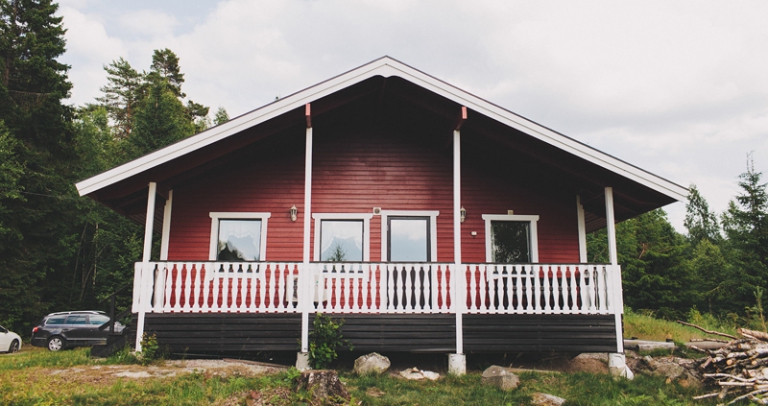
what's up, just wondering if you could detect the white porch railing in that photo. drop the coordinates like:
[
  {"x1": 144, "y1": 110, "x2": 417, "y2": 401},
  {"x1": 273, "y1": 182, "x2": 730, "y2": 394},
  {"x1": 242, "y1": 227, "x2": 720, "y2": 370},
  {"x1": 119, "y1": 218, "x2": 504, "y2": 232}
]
[{"x1": 133, "y1": 262, "x2": 619, "y2": 315}]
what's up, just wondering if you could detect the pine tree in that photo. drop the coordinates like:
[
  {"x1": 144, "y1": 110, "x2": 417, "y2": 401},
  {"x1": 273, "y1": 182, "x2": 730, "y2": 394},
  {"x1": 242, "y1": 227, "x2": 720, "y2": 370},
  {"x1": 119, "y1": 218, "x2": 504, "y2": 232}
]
[
  {"x1": 96, "y1": 57, "x2": 142, "y2": 139},
  {"x1": 684, "y1": 184, "x2": 720, "y2": 244}
]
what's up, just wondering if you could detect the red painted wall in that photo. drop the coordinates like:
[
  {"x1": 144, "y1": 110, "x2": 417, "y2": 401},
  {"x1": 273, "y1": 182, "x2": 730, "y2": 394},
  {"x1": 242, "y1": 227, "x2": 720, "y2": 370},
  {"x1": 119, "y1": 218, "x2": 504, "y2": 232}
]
[{"x1": 168, "y1": 128, "x2": 580, "y2": 263}]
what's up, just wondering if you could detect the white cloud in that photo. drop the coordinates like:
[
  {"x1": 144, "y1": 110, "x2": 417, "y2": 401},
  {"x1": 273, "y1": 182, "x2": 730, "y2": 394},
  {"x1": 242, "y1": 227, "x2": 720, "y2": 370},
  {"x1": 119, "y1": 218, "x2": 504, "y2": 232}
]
[
  {"x1": 56, "y1": 0, "x2": 768, "y2": 233},
  {"x1": 118, "y1": 10, "x2": 179, "y2": 38}
]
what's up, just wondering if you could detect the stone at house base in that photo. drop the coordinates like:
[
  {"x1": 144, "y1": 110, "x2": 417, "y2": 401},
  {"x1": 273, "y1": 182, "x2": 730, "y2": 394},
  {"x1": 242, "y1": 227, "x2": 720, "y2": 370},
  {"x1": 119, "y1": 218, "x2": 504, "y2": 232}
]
[
  {"x1": 297, "y1": 370, "x2": 350, "y2": 402},
  {"x1": 531, "y1": 392, "x2": 566, "y2": 406},
  {"x1": 354, "y1": 352, "x2": 390, "y2": 375},
  {"x1": 448, "y1": 353, "x2": 466, "y2": 376},
  {"x1": 481, "y1": 365, "x2": 520, "y2": 391},
  {"x1": 296, "y1": 352, "x2": 310, "y2": 371},
  {"x1": 399, "y1": 367, "x2": 440, "y2": 380}
]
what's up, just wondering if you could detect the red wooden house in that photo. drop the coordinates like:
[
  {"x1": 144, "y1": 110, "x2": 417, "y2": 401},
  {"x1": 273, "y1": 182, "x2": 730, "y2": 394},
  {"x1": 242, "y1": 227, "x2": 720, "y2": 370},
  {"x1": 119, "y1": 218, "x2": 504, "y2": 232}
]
[{"x1": 76, "y1": 57, "x2": 686, "y2": 374}]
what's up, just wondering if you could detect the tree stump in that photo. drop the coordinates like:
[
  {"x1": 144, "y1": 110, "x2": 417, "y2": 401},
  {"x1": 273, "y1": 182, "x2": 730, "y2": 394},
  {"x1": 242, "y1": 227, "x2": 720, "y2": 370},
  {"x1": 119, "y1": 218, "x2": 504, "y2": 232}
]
[{"x1": 297, "y1": 370, "x2": 350, "y2": 402}]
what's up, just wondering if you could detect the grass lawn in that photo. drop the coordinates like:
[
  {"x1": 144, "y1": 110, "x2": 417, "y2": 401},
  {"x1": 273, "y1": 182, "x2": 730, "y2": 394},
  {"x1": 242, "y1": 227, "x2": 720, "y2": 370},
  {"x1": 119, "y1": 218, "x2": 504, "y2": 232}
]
[{"x1": 1, "y1": 345, "x2": 721, "y2": 405}]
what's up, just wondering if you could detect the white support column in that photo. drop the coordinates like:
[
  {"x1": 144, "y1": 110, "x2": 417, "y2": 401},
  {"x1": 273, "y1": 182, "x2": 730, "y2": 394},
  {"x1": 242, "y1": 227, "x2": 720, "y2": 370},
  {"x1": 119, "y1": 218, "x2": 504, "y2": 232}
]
[
  {"x1": 298, "y1": 105, "x2": 313, "y2": 368},
  {"x1": 136, "y1": 182, "x2": 157, "y2": 352},
  {"x1": 450, "y1": 118, "x2": 466, "y2": 375},
  {"x1": 160, "y1": 190, "x2": 173, "y2": 260},
  {"x1": 576, "y1": 195, "x2": 587, "y2": 263},
  {"x1": 604, "y1": 187, "x2": 625, "y2": 355}
]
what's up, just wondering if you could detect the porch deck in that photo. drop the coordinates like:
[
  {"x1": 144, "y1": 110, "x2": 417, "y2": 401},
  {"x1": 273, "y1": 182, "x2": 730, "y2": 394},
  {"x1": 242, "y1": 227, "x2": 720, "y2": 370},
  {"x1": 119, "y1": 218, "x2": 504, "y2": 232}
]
[{"x1": 132, "y1": 261, "x2": 623, "y2": 355}]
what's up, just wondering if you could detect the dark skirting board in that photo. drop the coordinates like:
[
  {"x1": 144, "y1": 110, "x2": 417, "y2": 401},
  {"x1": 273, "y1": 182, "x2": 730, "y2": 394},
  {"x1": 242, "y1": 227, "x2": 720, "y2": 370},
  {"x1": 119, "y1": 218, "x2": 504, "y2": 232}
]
[{"x1": 129, "y1": 313, "x2": 617, "y2": 355}]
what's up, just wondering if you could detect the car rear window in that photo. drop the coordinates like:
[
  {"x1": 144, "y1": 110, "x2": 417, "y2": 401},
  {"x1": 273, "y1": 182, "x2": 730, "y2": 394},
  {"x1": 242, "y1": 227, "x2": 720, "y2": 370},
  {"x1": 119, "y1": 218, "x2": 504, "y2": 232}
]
[
  {"x1": 90, "y1": 315, "x2": 109, "y2": 325},
  {"x1": 66, "y1": 315, "x2": 87, "y2": 325},
  {"x1": 45, "y1": 316, "x2": 66, "y2": 325}
]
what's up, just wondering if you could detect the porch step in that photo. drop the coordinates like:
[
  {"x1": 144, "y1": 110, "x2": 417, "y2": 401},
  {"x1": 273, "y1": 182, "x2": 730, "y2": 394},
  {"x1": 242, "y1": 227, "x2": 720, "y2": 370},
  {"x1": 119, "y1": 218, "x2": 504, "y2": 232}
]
[{"x1": 91, "y1": 333, "x2": 128, "y2": 358}]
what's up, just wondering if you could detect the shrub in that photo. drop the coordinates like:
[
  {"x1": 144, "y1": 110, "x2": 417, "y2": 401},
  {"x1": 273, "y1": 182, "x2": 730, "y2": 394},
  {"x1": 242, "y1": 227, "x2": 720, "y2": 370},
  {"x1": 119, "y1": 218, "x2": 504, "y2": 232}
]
[{"x1": 308, "y1": 313, "x2": 352, "y2": 369}]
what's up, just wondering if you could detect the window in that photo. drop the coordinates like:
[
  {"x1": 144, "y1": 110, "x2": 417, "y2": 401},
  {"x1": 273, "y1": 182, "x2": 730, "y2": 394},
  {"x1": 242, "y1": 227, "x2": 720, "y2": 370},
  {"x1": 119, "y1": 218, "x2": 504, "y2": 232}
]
[
  {"x1": 482, "y1": 214, "x2": 539, "y2": 263},
  {"x1": 313, "y1": 213, "x2": 372, "y2": 261},
  {"x1": 209, "y1": 212, "x2": 271, "y2": 261},
  {"x1": 89, "y1": 315, "x2": 109, "y2": 325},
  {"x1": 66, "y1": 315, "x2": 87, "y2": 325},
  {"x1": 381, "y1": 211, "x2": 439, "y2": 262}
]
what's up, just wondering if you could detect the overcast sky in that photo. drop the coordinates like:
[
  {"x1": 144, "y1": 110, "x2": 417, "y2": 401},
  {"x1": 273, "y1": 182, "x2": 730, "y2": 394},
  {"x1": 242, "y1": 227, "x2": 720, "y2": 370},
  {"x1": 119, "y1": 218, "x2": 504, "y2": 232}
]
[{"x1": 56, "y1": 0, "x2": 768, "y2": 232}]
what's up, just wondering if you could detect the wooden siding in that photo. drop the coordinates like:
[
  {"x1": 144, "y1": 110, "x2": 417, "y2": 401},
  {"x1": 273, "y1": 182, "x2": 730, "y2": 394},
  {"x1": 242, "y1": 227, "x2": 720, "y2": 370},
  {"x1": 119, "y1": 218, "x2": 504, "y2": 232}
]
[
  {"x1": 168, "y1": 138, "x2": 306, "y2": 261},
  {"x1": 167, "y1": 123, "x2": 580, "y2": 263},
  {"x1": 131, "y1": 313, "x2": 303, "y2": 353},
  {"x1": 130, "y1": 313, "x2": 615, "y2": 354},
  {"x1": 311, "y1": 128, "x2": 454, "y2": 262},
  {"x1": 339, "y1": 314, "x2": 455, "y2": 352},
  {"x1": 463, "y1": 314, "x2": 617, "y2": 353}
]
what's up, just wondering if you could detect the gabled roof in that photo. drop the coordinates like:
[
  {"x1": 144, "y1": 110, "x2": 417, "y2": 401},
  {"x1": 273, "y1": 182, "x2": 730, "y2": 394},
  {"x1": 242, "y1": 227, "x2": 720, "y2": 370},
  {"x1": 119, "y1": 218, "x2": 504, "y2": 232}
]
[{"x1": 76, "y1": 56, "x2": 687, "y2": 229}]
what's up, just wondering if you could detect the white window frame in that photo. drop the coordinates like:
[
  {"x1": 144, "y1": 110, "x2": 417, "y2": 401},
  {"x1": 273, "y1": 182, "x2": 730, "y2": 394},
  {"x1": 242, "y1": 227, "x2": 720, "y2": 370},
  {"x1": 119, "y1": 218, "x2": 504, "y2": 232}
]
[
  {"x1": 380, "y1": 210, "x2": 439, "y2": 262},
  {"x1": 209, "y1": 212, "x2": 271, "y2": 261},
  {"x1": 312, "y1": 213, "x2": 373, "y2": 261},
  {"x1": 482, "y1": 214, "x2": 540, "y2": 263}
]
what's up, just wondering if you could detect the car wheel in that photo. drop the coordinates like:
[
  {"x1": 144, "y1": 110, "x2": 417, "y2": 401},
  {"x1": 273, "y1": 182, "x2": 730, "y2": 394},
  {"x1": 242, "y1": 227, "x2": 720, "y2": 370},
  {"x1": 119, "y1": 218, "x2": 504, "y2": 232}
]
[
  {"x1": 47, "y1": 336, "x2": 65, "y2": 351},
  {"x1": 9, "y1": 340, "x2": 19, "y2": 353}
]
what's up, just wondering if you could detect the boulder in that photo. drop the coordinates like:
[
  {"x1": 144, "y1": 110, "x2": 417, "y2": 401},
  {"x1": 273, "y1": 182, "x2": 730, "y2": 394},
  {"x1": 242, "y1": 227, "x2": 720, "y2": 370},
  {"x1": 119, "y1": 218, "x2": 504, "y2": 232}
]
[
  {"x1": 531, "y1": 392, "x2": 566, "y2": 406},
  {"x1": 354, "y1": 352, "x2": 391, "y2": 375},
  {"x1": 296, "y1": 370, "x2": 350, "y2": 402},
  {"x1": 481, "y1": 365, "x2": 520, "y2": 391},
  {"x1": 399, "y1": 367, "x2": 440, "y2": 380}
]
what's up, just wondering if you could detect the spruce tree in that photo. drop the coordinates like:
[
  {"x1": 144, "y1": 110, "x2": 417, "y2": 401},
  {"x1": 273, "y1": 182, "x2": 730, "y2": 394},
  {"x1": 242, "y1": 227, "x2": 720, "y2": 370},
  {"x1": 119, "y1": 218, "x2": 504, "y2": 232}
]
[{"x1": 0, "y1": 0, "x2": 76, "y2": 330}]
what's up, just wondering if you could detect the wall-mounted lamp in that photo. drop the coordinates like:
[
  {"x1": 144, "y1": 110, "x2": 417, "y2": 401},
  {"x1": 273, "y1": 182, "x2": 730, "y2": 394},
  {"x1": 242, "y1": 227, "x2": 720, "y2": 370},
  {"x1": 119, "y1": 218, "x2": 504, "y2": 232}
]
[
  {"x1": 460, "y1": 206, "x2": 467, "y2": 223},
  {"x1": 290, "y1": 205, "x2": 298, "y2": 222}
]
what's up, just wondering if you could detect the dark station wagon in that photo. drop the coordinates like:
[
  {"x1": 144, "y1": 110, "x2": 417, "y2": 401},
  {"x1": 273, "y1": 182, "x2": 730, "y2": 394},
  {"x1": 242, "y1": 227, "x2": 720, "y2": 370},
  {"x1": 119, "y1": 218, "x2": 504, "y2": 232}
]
[{"x1": 31, "y1": 311, "x2": 124, "y2": 351}]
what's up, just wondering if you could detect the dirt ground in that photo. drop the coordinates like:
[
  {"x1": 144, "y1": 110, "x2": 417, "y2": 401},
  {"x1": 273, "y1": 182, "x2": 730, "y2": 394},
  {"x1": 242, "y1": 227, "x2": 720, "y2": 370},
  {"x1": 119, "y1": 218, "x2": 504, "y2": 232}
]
[
  {"x1": 18, "y1": 358, "x2": 287, "y2": 387},
  {"x1": 5, "y1": 349, "x2": 609, "y2": 386}
]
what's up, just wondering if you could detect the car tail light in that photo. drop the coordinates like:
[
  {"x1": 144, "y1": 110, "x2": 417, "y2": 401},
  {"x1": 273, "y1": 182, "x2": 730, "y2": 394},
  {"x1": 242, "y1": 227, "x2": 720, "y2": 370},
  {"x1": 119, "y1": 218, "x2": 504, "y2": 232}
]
[{"x1": 32, "y1": 326, "x2": 39, "y2": 333}]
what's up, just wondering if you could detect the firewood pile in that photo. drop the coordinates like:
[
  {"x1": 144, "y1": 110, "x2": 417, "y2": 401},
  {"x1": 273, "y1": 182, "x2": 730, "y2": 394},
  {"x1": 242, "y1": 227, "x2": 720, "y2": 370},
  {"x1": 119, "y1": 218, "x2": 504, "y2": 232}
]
[{"x1": 692, "y1": 328, "x2": 768, "y2": 405}]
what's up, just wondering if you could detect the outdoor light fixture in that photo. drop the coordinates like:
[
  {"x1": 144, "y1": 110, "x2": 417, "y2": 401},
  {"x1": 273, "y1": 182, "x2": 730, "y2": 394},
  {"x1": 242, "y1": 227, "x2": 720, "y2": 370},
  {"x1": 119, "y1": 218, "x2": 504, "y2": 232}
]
[
  {"x1": 290, "y1": 205, "x2": 298, "y2": 222},
  {"x1": 460, "y1": 206, "x2": 466, "y2": 223}
]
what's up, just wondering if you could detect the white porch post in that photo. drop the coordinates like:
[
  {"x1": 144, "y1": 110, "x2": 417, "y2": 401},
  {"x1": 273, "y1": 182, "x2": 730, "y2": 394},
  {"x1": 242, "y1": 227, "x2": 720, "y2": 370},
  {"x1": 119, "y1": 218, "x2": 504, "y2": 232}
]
[
  {"x1": 449, "y1": 107, "x2": 467, "y2": 376},
  {"x1": 154, "y1": 190, "x2": 173, "y2": 312},
  {"x1": 297, "y1": 104, "x2": 313, "y2": 370},
  {"x1": 605, "y1": 187, "x2": 631, "y2": 378},
  {"x1": 136, "y1": 182, "x2": 157, "y2": 352},
  {"x1": 576, "y1": 195, "x2": 587, "y2": 263}
]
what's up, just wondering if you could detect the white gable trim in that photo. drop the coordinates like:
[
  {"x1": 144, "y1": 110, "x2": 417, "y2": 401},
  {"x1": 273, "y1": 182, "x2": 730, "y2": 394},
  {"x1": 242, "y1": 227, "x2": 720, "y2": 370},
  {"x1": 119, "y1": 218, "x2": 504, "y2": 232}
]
[{"x1": 76, "y1": 57, "x2": 687, "y2": 202}]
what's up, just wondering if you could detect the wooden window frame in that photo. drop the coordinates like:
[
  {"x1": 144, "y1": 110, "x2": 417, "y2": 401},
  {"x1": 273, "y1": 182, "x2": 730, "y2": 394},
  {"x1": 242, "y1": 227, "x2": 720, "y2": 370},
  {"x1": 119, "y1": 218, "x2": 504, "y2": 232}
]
[
  {"x1": 208, "y1": 212, "x2": 271, "y2": 261},
  {"x1": 482, "y1": 214, "x2": 540, "y2": 263},
  {"x1": 380, "y1": 210, "x2": 439, "y2": 262},
  {"x1": 312, "y1": 213, "x2": 373, "y2": 261}
]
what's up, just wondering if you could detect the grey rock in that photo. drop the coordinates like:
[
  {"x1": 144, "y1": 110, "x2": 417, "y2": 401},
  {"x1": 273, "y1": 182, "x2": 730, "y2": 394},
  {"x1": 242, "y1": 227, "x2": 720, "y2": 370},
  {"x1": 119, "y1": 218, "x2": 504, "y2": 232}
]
[
  {"x1": 354, "y1": 352, "x2": 391, "y2": 375},
  {"x1": 481, "y1": 365, "x2": 520, "y2": 391}
]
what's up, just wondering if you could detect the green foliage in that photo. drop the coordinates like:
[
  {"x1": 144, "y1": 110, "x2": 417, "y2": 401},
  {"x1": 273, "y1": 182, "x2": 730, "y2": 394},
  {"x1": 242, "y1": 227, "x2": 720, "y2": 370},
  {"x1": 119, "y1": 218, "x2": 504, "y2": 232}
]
[
  {"x1": 684, "y1": 184, "x2": 720, "y2": 244},
  {"x1": 137, "y1": 333, "x2": 161, "y2": 365},
  {"x1": 308, "y1": 313, "x2": 352, "y2": 369},
  {"x1": 589, "y1": 209, "x2": 692, "y2": 319}
]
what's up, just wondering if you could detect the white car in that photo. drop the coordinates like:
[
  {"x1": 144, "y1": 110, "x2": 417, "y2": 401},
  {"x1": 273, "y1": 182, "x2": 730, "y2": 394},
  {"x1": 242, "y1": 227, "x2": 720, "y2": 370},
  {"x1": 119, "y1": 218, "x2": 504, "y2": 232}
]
[{"x1": 0, "y1": 324, "x2": 22, "y2": 353}]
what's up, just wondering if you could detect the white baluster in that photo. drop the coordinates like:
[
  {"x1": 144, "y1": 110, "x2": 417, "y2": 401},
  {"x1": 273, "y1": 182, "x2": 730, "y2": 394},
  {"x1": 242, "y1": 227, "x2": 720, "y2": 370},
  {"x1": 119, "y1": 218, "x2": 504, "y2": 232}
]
[
  {"x1": 386, "y1": 265, "x2": 394, "y2": 312},
  {"x1": 524, "y1": 265, "x2": 533, "y2": 313},
  {"x1": 568, "y1": 265, "x2": 577, "y2": 314},
  {"x1": 514, "y1": 266, "x2": 523, "y2": 314},
  {"x1": 596, "y1": 266, "x2": 607, "y2": 312},
  {"x1": 352, "y1": 264, "x2": 361, "y2": 312}
]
